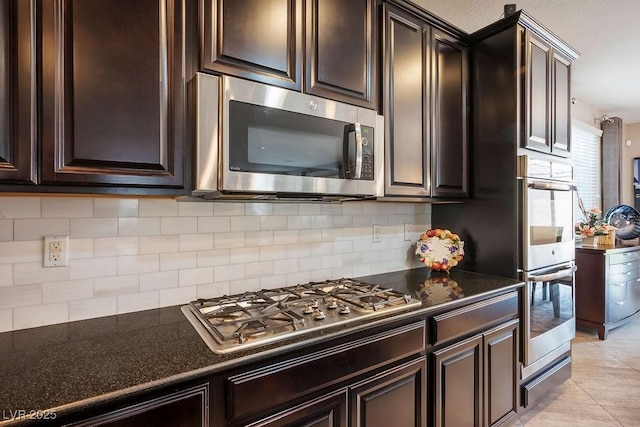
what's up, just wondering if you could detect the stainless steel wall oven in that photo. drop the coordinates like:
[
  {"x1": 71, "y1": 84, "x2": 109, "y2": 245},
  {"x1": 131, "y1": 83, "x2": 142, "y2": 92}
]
[{"x1": 518, "y1": 155, "x2": 576, "y2": 377}]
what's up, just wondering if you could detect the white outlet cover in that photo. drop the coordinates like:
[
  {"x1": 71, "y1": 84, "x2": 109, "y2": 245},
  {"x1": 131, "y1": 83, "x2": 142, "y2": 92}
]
[{"x1": 44, "y1": 235, "x2": 69, "y2": 268}]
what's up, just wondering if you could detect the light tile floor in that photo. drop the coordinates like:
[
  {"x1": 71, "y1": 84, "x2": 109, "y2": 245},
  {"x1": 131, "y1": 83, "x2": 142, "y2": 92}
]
[{"x1": 512, "y1": 317, "x2": 640, "y2": 426}]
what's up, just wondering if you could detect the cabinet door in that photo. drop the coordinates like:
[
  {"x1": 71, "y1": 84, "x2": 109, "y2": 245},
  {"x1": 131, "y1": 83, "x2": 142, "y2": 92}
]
[
  {"x1": 202, "y1": 0, "x2": 302, "y2": 90},
  {"x1": 246, "y1": 389, "x2": 347, "y2": 427},
  {"x1": 552, "y1": 52, "x2": 571, "y2": 156},
  {"x1": 0, "y1": 0, "x2": 36, "y2": 184},
  {"x1": 383, "y1": 5, "x2": 430, "y2": 197},
  {"x1": 433, "y1": 335, "x2": 482, "y2": 427},
  {"x1": 69, "y1": 383, "x2": 208, "y2": 427},
  {"x1": 484, "y1": 320, "x2": 519, "y2": 427},
  {"x1": 431, "y1": 30, "x2": 468, "y2": 198},
  {"x1": 523, "y1": 32, "x2": 551, "y2": 153},
  {"x1": 305, "y1": 0, "x2": 377, "y2": 109},
  {"x1": 40, "y1": 0, "x2": 195, "y2": 191},
  {"x1": 350, "y1": 357, "x2": 426, "y2": 427}
]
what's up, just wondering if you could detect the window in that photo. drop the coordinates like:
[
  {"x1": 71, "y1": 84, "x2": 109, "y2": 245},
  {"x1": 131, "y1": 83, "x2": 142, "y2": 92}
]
[{"x1": 572, "y1": 121, "x2": 603, "y2": 222}]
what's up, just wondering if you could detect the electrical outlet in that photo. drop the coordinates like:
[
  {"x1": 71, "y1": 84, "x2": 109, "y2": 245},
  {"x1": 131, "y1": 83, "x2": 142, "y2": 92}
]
[
  {"x1": 44, "y1": 235, "x2": 69, "y2": 267},
  {"x1": 372, "y1": 224, "x2": 382, "y2": 243}
]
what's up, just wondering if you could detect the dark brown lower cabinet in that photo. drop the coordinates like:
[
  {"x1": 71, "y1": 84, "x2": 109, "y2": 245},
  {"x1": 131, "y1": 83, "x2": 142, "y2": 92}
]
[
  {"x1": 350, "y1": 357, "x2": 426, "y2": 427},
  {"x1": 432, "y1": 311, "x2": 519, "y2": 427},
  {"x1": 248, "y1": 356, "x2": 427, "y2": 427},
  {"x1": 245, "y1": 389, "x2": 348, "y2": 427},
  {"x1": 67, "y1": 383, "x2": 209, "y2": 427}
]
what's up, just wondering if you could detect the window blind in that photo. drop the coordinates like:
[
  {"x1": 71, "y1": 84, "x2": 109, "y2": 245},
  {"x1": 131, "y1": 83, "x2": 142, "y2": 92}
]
[{"x1": 572, "y1": 122, "x2": 603, "y2": 223}]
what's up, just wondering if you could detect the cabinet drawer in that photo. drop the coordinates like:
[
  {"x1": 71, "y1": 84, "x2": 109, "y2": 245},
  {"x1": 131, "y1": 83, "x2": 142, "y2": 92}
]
[
  {"x1": 609, "y1": 250, "x2": 640, "y2": 265},
  {"x1": 227, "y1": 321, "x2": 426, "y2": 422},
  {"x1": 607, "y1": 281, "x2": 628, "y2": 302},
  {"x1": 607, "y1": 296, "x2": 635, "y2": 323},
  {"x1": 431, "y1": 292, "x2": 518, "y2": 347},
  {"x1": 609, "y1": 270, "x2": 638, "y2": 285},
  {"x1": 608, "y1": 260, "x2": 638, "y2": 275}
]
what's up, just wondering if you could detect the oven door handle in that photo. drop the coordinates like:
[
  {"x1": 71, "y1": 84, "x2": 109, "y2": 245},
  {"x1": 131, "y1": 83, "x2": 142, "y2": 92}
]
[
  {"x1": 528, "y1": 265, "x2": 577, "y2": 282},
  {"x1": 528, "y1": 181, "x2": 574, "y2": 191}
]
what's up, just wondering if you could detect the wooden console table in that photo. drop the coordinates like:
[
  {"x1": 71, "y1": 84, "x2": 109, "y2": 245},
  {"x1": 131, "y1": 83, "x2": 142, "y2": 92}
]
[{"x1": 575, "y1": 244, "x2": 640, "y2": 340}]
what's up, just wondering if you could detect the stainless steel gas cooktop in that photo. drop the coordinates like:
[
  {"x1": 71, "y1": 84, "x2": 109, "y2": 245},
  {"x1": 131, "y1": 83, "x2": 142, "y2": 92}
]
[{"x1": 182, "y1": 278, "x2": 422, "y2": 354}]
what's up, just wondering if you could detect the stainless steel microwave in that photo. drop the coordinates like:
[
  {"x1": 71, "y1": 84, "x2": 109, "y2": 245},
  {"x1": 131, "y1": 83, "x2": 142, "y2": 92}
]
[{"x1": 193, "y1": 73, "x2": 384, "y2": 200}]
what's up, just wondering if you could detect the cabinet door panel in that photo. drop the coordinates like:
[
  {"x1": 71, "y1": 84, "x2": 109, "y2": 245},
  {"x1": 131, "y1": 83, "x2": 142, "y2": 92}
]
[
  {"x1": 383, "y1": 6, "x2": 430, "y2": 197},
  {"x1": 0, "y1": 0, "x2": 36, "y2": 184},
  {"x1": 431, "y1": 30, "x2": 468, "y2": 198},
  {"x1": 524, "y1": 33, "x2": 551, "y2": 152},
  {"x1": 484, "y1": 320, "x2": 518, "y2": 427},
  {"x1": 202, "y1": 0, "x2": 302, "y2": 90},
  {"x1": 40, "y1": 0, "x2": 193, "y2": 189},
  {"x1": 247, "y1": 389, "x2": 347, "y2": 427},
  {"x1": 305, "y1": 0, "x2": 376, "y2": 109},
  {"x1": 69, "y1": 383, "x2": 208, "y2": 427},
  {"x1": 433, "y1": 335, "x2": 482, "y2": 427},
  {"x1": 350, "y1": 357, "x2": 426, "y2": 427},
  {"x1": 552, "y1": 52, "x2": 571, "y2": 156}
]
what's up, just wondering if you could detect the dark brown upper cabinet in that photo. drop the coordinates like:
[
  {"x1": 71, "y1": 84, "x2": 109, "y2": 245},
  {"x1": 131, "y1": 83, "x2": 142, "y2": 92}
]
[
  {"x1": 431, "y1": 30, "x2": 468, "y2": 198},
  {"x1": 38, "y1": 0, "x2": 196, "y2": 192},
  {"x1": 304, "y1": 0, "x2": 377, "y2": 109},
  {"x1": 520, "y1": 18, "x2": 576, "y2": 157},
  {"x1": 202, "y1": 0, "x2": 377, "y2": 109},
  {"x1": 471, "y1": 11, "x2": 578, "y2": 163},
  {"x1": 0, "y1": 0, "x2": 37, "y2": 185},
  {"x1": 383, "y1": 4, "x2": 468, "y2": 199},
  {"x1": 552, "y1": 51, "x2": 572, "y2": 155}
]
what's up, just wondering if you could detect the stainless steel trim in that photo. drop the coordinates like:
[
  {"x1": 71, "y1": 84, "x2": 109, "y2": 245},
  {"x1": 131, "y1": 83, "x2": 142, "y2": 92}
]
[
  {"x1": 521, "y1": 342, "x2": 571, "y2": 380},
  {"x1": 354, "y1": 122, "x2": 363, "y2": 179},
  {"x1": 194, "y1": 73, "x2": 220, "y2": 194},
  {"x1": 528, "y1": 181, "x2": 574, "y2": 191},
  {"x1": 528, "y1": 265, "x2": 577, "y2": 282},
  {"x1": 522, "y1": 263, "x2": 576, "y2": 366}
]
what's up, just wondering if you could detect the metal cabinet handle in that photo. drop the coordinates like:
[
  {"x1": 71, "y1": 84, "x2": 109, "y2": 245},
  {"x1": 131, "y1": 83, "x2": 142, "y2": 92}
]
[
  {"x1": 614, "y1": 301, "x2": 625, "y2": 306},
  {"x1": 611, "y1": 283, "x2": 625, "y2": 287}
]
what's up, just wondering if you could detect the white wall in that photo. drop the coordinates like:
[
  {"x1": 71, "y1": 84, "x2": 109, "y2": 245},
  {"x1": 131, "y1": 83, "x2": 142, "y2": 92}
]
[
  {"x1": 620, "y1": 122, "x2": 640, "y2": 206},
  {"x1": 0, "y1": 196, "x2": 431, "y2": 332}
]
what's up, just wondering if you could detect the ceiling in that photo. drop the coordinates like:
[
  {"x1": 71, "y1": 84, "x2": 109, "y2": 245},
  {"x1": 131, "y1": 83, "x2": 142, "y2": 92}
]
[{"x1": 415, "y1": 0, "x2": 640, "y2": 124}]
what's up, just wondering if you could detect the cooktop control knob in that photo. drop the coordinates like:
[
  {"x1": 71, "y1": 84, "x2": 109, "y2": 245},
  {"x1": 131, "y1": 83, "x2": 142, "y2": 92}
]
[
  {"x1": 303, "y1": 303, "x2": 315, "y2": 314},
  {"x1": 313, "y1": 309, "x2": 326, "y2": 320},
  {"x1": 326, "y1": 298, "x2": 338, "y2": 309},
  {"x1": 339, "y1": 304, "x2": 351, "y2": 315}
]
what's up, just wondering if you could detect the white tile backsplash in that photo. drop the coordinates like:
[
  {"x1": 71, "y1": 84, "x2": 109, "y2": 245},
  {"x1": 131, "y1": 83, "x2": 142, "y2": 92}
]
[
  {"x1": 0, "y1": 309, "x2": 12, "y2": 332},
  {"x1": 0, "y1": 265, "x2": 12, "y2": 287},
  {"x1": 71, "y1": 218, "x2": 118, "y2": 238},
  {"x1": 94, "y1": 237, "x2": 139, "y2": 257},
  {"x1": 0, "y1": 197, "x2": 41, "y2": 218},
  {"x1": 42, "y1": 279, "x2": 94, "y2": 304},
  {"x1": 94, "y1": 198, "x2": 138, "y2": 218},
  {"x1": 0, "y1": 197, "x2": 430, "y2": 332},
  {"x1": 0, "y1": 219, "x2": 13, "y2": 242},
  {"x1": 13, "y1": 302, "x2": 68, "y2": 329},
  {"x1": 179, "y1": 267, "x2": 214, "y2": 287},
  {"x1": 140, "y1": 235, "x2": 180, "y2": 254},
  {"x1": 14, "y1": 219, "x2": 70, "y2": 241},
  {"x1": 14, "y1": 262, "x2": 69, "y2": 286}
]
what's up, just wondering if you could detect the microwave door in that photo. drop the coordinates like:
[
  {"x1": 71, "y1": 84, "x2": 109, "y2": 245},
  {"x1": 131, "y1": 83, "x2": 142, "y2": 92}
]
[{"x1": 343, "y1": 123, "x2": 363, "y2": 179}]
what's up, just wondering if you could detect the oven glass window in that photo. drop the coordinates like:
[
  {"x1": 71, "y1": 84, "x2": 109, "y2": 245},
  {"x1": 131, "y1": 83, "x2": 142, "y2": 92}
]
[
  {"x1": 528, "y1": 186, "x2": 574, "y2": 245},
  {"x1": 229, "y1": 100, "x2": 349, "y2": 178},
  {"x1": 529, "y1": 271, "x2": 574, "y2": 338}
]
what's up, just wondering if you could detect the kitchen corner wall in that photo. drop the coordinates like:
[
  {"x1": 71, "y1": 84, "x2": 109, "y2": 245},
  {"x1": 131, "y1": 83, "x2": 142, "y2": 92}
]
[{"x1": 0, "y1": 196, "x2": 431, "y2": 332}]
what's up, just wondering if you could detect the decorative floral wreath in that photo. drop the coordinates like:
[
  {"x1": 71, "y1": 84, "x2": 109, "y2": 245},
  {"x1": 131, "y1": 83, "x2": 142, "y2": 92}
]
[{"x1": 415, "y1": 228, "x2": 464, "y2": 271}]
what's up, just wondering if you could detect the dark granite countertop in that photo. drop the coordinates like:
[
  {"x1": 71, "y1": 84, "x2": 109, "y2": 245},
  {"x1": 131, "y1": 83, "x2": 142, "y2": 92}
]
[{"x1": 0, "y1": 268, "x2": 523, "y2": 426}]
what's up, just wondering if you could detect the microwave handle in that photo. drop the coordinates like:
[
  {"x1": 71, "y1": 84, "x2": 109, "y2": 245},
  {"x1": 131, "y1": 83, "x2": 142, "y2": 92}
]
[
  {"x1": 343, "y1": 122, "x2": 363, "y2": 179},
  {"x1": 528, "y1": 265, "x2": 577, "y2": 282}
]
